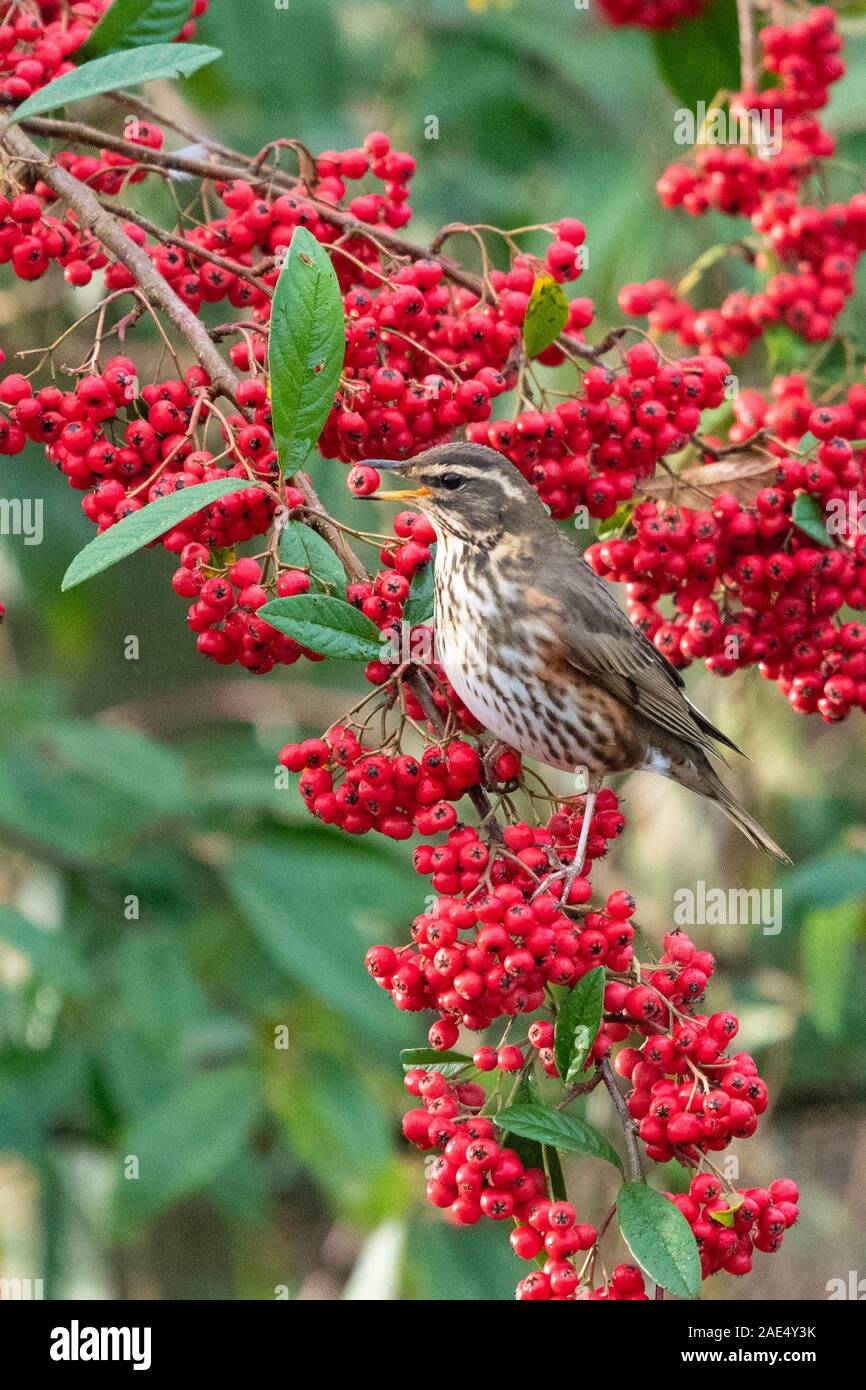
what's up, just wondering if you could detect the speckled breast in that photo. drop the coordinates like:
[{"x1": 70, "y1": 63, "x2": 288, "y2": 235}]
[{"x1": 433, "y1": 541, "x2": 639, "y2": 775}]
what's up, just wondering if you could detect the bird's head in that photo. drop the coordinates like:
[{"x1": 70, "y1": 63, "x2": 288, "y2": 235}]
[{"x1": 367, "y1": 443, "x2": 545, "y2": 547}]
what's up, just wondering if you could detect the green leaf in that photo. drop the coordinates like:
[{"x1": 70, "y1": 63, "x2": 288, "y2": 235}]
[
  {"x1": 113, "y1": 1067, "x2": 261, "y2": 1238},
  {"x1": 709, "y1": 1195, "x2": 743, "y2": 1228},
  {"x1": 82, "y1": 0, "x2": 196, "y2": 57},
  {"x1": 802, "y1": 903, "x2": 862, "y2": 1038},
  {"x1": 596, "y1": 502, "x2": 634, "y2": 540},
  {"x1": 277, "y1": 519, "x2": 347, "y2": 594},
  {"x1": 0, "y1": 1046, "x2": 87, "y2": 1158},
  {"x1": 616, "y1": 1181, "x2": 702, "y2": 1300},
  {"x1": 257, "y1": 593, "x2": 384, "y2": 661},
  {"x1": 103, "y1": 929, "x2": 212, "y2": 1044},
  {"x1": 402, "y1": 555, "x2": 435, "y2": 626},
  {"x1": 33, "y1": 719, "x2": 187, "y2": 814},
  {"x1": 792, "y1": 492, "x2": 833, "y2": 548},
  {"x1": 11, "y1": 42, "x2": 222, "y2": 123},
  {"x1": 783, "y1": 852, "x2": 866, "y2": 918},
  {"x1": 221, "y1": 835, "x2": 418, "y2": 1046},
  {"x1": 268, "y1": 225, "x2": 345, "y2": 474},
  {"x1": 400, "y1": 1049, "x2": 473, "y2": 1073},
  {"x1": 554, "y1": 966, "x2": 604, "y2": 1085},
  {"x1": 523, "y1": 274, "x2": 569, "y2": 359},
  {"x1": 61, "y1": 478, "x2": 256, "y2": 590},
  {"x1": 651, "y1": 0, "x2": 740, "y2": 109},
  {"x1": 271, "y1": 1054, "x2": 398, "y2": 1221},
  {"x1": 494, "y1": 1103, "x2": 622, "y2": 1171},
  {"x1": 0, "y1": 720, "x2": 185, "y2": 866},
  {"x1": 765, "y1": 325, "x2": 810, "y2": 376},
  {"x1": 505, "y1": 1071, "x2": 544, "y2": 1173},
  {"x1": 0, "y1": 908, "x2": 91, "y2": 995},
  {"x1": 207, "y1": 1151, "x2": 269, "y2": 1225}
]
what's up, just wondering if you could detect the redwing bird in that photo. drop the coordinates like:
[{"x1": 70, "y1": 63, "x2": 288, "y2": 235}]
[{"x1": 370, "y1": 442, "x2": 788, "y2": 883}]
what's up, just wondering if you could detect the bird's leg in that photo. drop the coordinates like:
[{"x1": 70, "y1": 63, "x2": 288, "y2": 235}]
[
  {"x1": 532, "y1": 770, "x2": 603, "y2": 903},
  {"x1": 558, "y1": 787, "x2": 597, "y2": 901}
]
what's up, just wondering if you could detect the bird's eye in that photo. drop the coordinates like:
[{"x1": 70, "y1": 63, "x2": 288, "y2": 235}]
[{"x1": 439, "y1": 472, "x2": 465, "y2": 491}]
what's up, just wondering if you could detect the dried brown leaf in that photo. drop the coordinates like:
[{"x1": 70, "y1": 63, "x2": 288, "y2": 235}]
[{"x1": 641, "y1": 453, "x2": 776, "y2": 507}]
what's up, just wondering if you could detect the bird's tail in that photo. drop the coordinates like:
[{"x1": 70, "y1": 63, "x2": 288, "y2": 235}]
[
  {"x1": 710, "y1": 776, "x2": 790, "y2": 864},
  {"x1": 672, "y1": 758, "x2": 791, "y2": 863}
]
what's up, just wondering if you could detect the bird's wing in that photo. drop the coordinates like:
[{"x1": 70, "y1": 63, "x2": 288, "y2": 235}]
[{"x1": 545, "y1": 546, "x2": 741, "y2": 758}]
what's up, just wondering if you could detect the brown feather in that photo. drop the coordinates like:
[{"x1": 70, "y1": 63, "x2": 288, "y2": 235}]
[{"x1": 538, "y1": 528, "x2": 740, "y2": 759}]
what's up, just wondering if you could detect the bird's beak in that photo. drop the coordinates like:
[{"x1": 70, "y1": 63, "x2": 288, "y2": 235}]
[
  {"x1": 373, "y1": 486, "x2": 431, "y2": 501},
  {"x1": 363, "y1": 458, "x2": 430, "y2": 502}
]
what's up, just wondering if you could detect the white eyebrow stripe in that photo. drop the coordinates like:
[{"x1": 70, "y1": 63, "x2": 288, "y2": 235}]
[{"x1": 419, "y1": 465, "x2": 525, "y2": 503}]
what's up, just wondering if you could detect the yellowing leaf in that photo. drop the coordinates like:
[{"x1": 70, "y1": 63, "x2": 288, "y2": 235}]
[{"x1": 523, "y1": 275, "x2": 569, "y2": 359}]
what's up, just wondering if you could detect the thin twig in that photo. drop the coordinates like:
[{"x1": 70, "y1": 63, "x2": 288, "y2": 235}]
[
  {"x1": 736, "y1": 0, "x2": 757, "y2": 91},
  {"x1": 405, "y1": 668, "x2": 504, "y2": 843},
  {"x1": 96, "y1": 197, "x2": 273, "y2": 295}
]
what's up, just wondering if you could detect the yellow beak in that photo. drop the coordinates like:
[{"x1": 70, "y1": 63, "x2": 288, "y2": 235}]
[{"x1": 371, "y1": 486, "x2": 432, "y2": 501}]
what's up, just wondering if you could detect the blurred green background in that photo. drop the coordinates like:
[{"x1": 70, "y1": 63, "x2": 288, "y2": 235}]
[{"x1": 1, "y1": 0, "x2": 866, "y2": 1300}]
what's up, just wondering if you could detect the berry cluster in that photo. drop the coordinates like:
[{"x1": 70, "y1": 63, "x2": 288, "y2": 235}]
[
  {"x1": 0, "y1": 187, "x2": 110, "y2": 287},
  {"x1": 322, "y1": 233, "x2": 584, "y2": 480},
  {"x1": 620, "y1": 10, "x2": 861, "y2": 354},
  {"x1": 365, "y1": 795, "x2": 627, "y2": 1038},
  {"x1": 174, "y1": 552, "x2": 313, "y2": 674},
  {"x1": 614, "y1": 934, "x2": 769, "y2": 1163},
  {"x1": 658, "y1": 10, "x2": 842, "y2": 221},
  {"x1": 403, "y1": 1068, "x2": 548, "y2": 1224},
  {"x1": 0, "y1": 358, "x2": 276, "y2": 517},
  {"x1": 377, "y1": 818, "x2": 795, "y2": 1295},
  {"x1": 598, "y1": 0, "x2": 705, "y2": 30},
  {"x1": 467, "y1": 344, "x2": 731, "y2": 521},
  {"x1": 403, "y1": 1064, "x2": 612, "y2": 1302},
  {"x1": 587, "y1": 381, "x2": 866, "y2": 717},
  {"x1": 670, "y1": 1173, "x2": 800, "y2": 1279},
  {"x1": 280, "y1": 735, "x2": 487, "y2": 840}
]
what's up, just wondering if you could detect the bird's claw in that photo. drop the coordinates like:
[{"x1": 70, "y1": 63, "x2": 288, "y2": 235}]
[
  {"x1": 531, "y1": 868, "x2": 567, "y2": 902},
  {"x1": 482, "y1": 739, "x2": 520, "y2": 791}
]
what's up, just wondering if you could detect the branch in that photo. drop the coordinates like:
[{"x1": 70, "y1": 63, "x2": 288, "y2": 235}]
[
  {"x1": 2, "y1": 123, "x2": 242, "y2": 403},
  {"x1": 6, "y1": 111, "x2": 603, "y2": 364},
  {"x1": 555, "y1": 1067, "x2": 604, "y2": 1109},
  {"x1": 108, "y1": 88, "x2": 242, "y2": 165},
  {"x1": 601, "y1": 1057, "x2": 644, "y2": 1183}
]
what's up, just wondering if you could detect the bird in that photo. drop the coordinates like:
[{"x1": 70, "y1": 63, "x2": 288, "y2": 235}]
[{"x1": 368, "y1": 441, "x2": 789, "y2": 883}]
